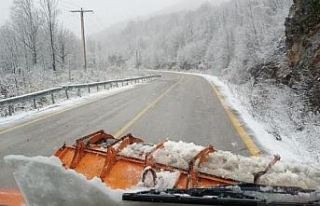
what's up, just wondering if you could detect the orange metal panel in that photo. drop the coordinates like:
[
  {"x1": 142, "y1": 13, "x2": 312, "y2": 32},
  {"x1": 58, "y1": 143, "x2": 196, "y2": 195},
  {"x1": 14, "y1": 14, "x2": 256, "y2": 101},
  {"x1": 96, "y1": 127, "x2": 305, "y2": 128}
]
[
  {"x1": 55, "y1": 146, "x2": 76, "y2": 166},
  {"x1": 174, "y1": 173, "x2": 189, "y2": 189},
  {"x1": 0, "y1": 189, "x2": 25, "y2": 206},
  {"x1": 72, "y1": 152, "x2": 106, "y2": 179},
  {"x1": 103, "y1": 160, "x2": 144, "y2": 189}
]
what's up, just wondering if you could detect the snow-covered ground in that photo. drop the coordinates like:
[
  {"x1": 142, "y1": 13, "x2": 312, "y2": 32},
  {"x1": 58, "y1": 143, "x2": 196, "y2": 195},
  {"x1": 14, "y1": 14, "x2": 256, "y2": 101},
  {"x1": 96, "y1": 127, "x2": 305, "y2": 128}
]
[
  {"x1": 201, "y1": 74, "x2": 313, "y2": 162},
  {"x1": 201, "y1": 74, "x2": 320, "y2": 164}
]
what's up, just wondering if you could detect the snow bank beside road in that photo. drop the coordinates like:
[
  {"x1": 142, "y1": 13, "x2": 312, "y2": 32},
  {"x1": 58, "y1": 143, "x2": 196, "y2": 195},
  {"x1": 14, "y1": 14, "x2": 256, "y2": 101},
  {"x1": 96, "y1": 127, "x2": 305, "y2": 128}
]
[
  {"x1": 201, "y1": 75, "x2": 304, "y2": 161},
  {"x1": 188, "y1": 72, "x2": 316, "y2": 163}
]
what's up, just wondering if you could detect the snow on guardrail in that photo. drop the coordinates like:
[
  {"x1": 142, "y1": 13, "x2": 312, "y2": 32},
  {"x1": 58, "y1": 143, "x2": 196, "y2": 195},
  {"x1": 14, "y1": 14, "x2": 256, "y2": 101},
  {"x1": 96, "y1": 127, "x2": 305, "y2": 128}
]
[{"x1": 0, "y1": 75, "x2": 161, "y2": 116}]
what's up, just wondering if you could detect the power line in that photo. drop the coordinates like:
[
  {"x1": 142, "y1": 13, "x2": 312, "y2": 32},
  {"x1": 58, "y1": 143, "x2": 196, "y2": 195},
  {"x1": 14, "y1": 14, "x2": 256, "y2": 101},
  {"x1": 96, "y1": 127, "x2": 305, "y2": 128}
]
[
  {"x1": 59, "y1": 2, "x2": 74, "y2": 10},
  {"x1": 59, "y1": 0, "x2": 82, "y2": 8},
  {"x1": 86, "y1": 15, "x2": 103, "y2": 32},
  {"x1": 92, "y1": 14, "x2": 106, "y2": 28},
  {"x1": 71, "y1": 8, "x2": 93, "y2": 71}
]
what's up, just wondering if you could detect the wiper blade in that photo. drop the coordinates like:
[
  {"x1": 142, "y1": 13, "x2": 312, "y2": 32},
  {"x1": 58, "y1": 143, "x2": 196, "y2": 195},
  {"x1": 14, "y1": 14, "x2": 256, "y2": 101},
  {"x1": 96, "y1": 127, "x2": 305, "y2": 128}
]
[
  {"x1": 122, "y1": 184, "x2": 320, "y2": 206},
  {"x1": 236, "y1": 183, "x2": 315, "y2": 195}
]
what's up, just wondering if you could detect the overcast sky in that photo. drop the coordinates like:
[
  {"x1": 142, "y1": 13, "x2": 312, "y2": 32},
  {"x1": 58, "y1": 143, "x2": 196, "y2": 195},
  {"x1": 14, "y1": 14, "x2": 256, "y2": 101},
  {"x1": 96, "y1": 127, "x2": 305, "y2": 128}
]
[{"x1": 0, "y1": 0, "x2": 204, "y2": 36}]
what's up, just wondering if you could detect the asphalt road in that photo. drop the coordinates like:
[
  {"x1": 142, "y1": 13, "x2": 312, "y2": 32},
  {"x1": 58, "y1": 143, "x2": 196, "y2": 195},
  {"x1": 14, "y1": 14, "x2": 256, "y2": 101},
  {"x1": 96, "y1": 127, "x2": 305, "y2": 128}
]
[{"x1": 0, "y1": 72, "x2": 251, "y2": 189}]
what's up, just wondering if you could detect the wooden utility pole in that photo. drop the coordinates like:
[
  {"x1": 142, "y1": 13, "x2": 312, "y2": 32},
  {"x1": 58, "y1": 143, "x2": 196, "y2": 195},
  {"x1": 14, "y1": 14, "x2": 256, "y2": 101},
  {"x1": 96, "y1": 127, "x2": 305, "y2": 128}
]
[{"x1": 71, "y1": 8, "x2": 93, "y2": 71}]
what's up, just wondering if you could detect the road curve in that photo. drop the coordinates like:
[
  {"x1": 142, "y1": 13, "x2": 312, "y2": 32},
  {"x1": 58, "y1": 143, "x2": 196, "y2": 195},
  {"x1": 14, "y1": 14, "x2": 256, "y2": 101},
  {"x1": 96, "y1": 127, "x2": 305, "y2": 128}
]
[{"x1": 0, "y1": 72, "x2": 251, "y2": 188}]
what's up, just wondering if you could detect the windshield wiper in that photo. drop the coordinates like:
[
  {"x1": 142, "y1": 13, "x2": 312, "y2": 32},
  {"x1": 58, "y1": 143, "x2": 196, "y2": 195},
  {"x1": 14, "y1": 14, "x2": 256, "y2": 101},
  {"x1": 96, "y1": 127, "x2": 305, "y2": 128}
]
[{"x1": 122, "y1": 183, "x2": 320, "y2": 206}]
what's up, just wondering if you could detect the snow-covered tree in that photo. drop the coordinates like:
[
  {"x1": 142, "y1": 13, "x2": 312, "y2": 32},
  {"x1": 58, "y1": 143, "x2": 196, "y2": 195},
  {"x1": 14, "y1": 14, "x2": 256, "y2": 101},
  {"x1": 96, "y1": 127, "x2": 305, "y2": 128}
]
[
  {"x1": 40, "y1": 0, "x2": 59, "y2": 71},
  {"x1": 93, "y1": 0, "x2": 292, "y2": 81},
  {"x1": 0, "y1": 0, "x2": 82, "y2": 97}
]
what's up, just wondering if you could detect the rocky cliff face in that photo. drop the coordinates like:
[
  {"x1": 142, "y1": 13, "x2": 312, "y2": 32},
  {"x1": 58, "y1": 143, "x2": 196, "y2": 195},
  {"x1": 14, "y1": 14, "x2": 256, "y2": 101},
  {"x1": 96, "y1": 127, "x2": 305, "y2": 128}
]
[{"x1": 285, "y1": 0, "x2": 320, "y2": 111}]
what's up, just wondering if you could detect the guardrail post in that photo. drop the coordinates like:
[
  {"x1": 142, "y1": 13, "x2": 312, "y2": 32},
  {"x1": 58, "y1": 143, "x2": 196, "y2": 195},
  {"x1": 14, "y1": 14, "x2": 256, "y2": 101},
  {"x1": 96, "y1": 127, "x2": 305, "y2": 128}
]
[
  {"x1": 8, "y1": 105, "x2": 14, "y2": 116},
  {"x1": 33, "y1": 98, "x2": 37, "y2": 109},
  {"x1": 97, "y1": 85, "x2": 99, "y2": 92},
  {"x1": 65, "y1": 89, "x2": 69, "y2": 99},
  {"x1": 104, "y1": 84, "x2": 106, "y2": 89},
  {"x1": 77, "y1": 88, "x2": 81, "y2": 97},
  {"x1": 51, "y1": 93, "x2": 55, "y2": 104},
  {"x1": 88, "y1": 86, "x2": 91, "y2": 93}
]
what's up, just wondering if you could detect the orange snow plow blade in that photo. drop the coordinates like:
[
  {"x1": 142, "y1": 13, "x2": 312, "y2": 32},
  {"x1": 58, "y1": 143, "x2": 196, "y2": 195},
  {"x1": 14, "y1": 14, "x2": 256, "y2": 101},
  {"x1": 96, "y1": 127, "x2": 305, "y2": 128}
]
[
  {"x1": 54, "y1": 130, "x2": 237, "y2": 190},
  {"x1": 0, "y1": 189, "x2": 24, "y2": 206}
]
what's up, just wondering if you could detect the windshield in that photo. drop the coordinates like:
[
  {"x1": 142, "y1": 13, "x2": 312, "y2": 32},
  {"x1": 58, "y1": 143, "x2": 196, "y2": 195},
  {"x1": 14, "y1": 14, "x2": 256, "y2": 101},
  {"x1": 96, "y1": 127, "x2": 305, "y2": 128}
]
[{"x1": 0, "y1": 0, "x2": 319, "y2": 205}]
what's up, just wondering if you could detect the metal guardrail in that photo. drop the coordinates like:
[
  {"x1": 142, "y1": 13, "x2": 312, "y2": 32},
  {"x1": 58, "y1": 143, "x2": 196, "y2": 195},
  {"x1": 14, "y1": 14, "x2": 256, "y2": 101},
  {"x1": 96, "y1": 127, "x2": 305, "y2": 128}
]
[{"x1": 0, "y1": 75, "x2": 161, "y2": 116}]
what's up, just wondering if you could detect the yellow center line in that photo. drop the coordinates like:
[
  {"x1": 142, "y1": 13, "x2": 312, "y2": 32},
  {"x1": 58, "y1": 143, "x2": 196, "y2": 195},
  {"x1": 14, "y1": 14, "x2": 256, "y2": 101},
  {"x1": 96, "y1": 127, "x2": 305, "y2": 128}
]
[
  {"x1": 114, "y1": 77, "x2": 184, "y2": 138},
  {"x1": 208, "y1": 81, "x2": 261, "y2": 156}
]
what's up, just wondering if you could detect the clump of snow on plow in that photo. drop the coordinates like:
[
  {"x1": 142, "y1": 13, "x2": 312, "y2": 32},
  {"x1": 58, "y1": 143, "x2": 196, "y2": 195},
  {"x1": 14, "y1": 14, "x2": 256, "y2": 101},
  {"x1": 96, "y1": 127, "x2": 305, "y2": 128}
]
[
  {"x1": 154, "y1": 141, "x2": 204, "y2": 170},
  {"x1": 202, "y1": 151, "x2": 320, "y2": 189},
  {"x1": 119, "y1": 143, "x2": 155, "y2": 159},
  {"x1": 120, "y1": 140, "x2": 320, "y2": 189}
]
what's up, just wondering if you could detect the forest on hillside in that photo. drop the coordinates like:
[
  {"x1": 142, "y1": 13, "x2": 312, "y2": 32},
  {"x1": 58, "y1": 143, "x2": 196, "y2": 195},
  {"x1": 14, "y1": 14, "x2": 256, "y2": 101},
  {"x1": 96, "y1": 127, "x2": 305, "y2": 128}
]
[
  {"x1": 0, "y1": 0, "x2": 86, "y2": 99},
  {"x1": 91, "y1": 0, "x2": 291, "y2": 82},
  {"x1": 0, "y1": 0, "x2": 81, "y2": 97}
]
